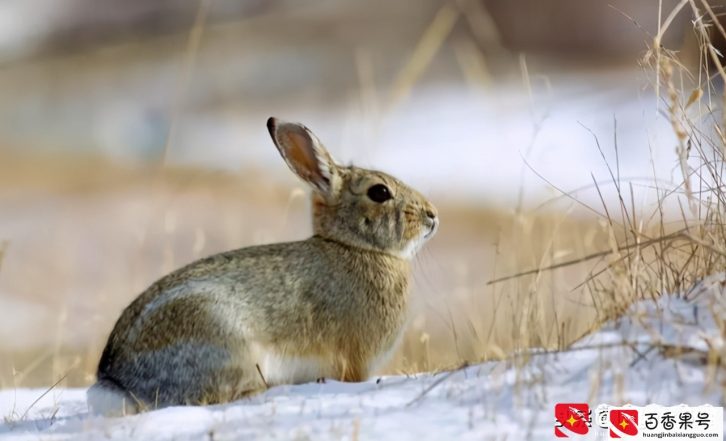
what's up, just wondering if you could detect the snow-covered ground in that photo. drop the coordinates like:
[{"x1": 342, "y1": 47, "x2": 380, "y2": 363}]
[{"x1": 1, "y1": 275, "x2": 723, "y2": 440}]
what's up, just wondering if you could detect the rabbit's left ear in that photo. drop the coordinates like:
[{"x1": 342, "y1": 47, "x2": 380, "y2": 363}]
[{"x1": 267, "y1": 117, "x2": 340, "y2": 197}]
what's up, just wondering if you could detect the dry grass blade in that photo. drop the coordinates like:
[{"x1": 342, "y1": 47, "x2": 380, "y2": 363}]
[
  {"x1": 161, "y1": 0, "x2": 212, "y2": 166},
  {"x1": 255, "y1": 364, "x2": 268, "y2": 388},
  {"x1": 389, "y1": 4, "x2": 459, "y2": 109},
  {"x1": 487, "y1": 231, "x2": 687, "y2": 285},
  {"x1": 0, "y1": 241, "x2": 7, "y2": 270},
  {"x1": 406, "y1": 362, "x2": 468, "y2": 407},
  {"x1": 18, "y1": 372, "x2": 69, "y2": 422},
  {"x1": 684, "y1": 233, "x2": 726, "y2": 258},
  {"x1": 689, "y1": 0, "x2": 726, "y2": 85}
]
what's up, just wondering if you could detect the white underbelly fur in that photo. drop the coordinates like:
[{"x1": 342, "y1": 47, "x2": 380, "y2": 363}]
[
  {"x1": 247, "y1": 327, "x2": 405, "y2": 386},
  {"x1": 251, "y1": 344, "x2": 333, "y2": 386},
  {"x1": 367, "y1": 328, "x2": 404, "y2": 374}
]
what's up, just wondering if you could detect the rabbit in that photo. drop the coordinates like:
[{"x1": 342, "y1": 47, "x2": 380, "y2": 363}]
[{"x1": 87, "y1": 117, "x2": 439, "y2": 415}]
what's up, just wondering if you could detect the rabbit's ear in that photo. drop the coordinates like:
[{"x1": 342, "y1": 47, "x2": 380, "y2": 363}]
[{"x1": 267, "y1": 117, "x2": 340, "y2": 197}]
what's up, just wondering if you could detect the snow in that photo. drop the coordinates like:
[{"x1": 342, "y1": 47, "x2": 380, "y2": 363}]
[{"x1": 1, "y1": 275, "x2": 724, "y2": 440}]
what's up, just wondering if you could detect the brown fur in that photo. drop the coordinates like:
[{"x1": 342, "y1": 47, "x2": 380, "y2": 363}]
[{"x1": 88, "y1": 118, "x2": 438, "y2": 415}]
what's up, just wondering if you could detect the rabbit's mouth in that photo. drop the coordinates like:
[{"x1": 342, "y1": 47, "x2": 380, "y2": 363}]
[
  {"x1": 397, "y1": 222, "x2": 437, "y2": 259},
  {"x1": 424, "y1": 223, "x2": 437, "y2": 239},
  {"x1": 423, "y1": 212, "x2": 439, "y2": 239}
]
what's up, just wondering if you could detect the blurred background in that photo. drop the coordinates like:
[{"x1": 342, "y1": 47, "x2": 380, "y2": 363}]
[{"x1": 0, "y1": 0, "x2": 719, "y2": 387}]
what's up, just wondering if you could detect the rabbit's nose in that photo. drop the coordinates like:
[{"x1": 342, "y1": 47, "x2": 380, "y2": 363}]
[{"x1": 425, "y1": 209, "x2": 436, "y2": 221}]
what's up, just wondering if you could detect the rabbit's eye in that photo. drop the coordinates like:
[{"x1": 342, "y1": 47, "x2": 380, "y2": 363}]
[{"x1": 367, "y1": 184, "x2": 392, "y2": 203}]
